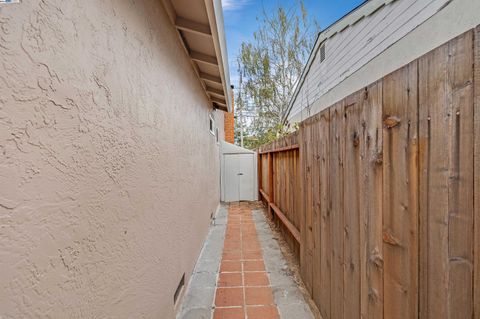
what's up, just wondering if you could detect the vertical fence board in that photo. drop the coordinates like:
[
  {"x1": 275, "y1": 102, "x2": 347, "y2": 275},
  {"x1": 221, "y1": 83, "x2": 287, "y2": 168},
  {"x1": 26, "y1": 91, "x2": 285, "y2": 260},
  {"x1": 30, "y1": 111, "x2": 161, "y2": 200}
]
[
  {"x1": 258, "y1": 153, "x2": 262, "y2": 200},
  {"x1": 474, "y1": 25, "x2": 480, "y2": 319},
  {"x1": 446, "y1": 31, "x2": 474, "y2": 319},
  {"x1": 344, "y1": 92, "x2": 362, "y2": 319},
  {"x1": 361, "y1": 82, "x2": 384, "y2": 319},
  {"x1": 303, "y1": 120, "x2": 314, "y2": 293},
  {"x1": 295, "y1": 148, "x2": 301, "y2": 258},
  {"x1": 300, "y1": 124, "x2": 308, "y2": 290},
  {"x1": 419, "y1": 37, "x2": 450, "y2": 319},
  {"x1": 307, "y1": 121, "x2": 315, "y2": 294},
  {"x1": 382, "y1": 62, "x2": 419, "y2": 319},
  {"x1": 330, "y1": 101, "x2": 345, "y2": 319},
  {"x1": 319, "y1": 110, "x2": 331, "y2": 319},
  {"x1": 261, "y1": 154, "x2": 268, "y2": 198},
  {"x1": 418, "y1": 56, "x2": 430, "y2": 319},
  {"x1": 312, "y1": 114, "x2": 322, "y2": 308}
]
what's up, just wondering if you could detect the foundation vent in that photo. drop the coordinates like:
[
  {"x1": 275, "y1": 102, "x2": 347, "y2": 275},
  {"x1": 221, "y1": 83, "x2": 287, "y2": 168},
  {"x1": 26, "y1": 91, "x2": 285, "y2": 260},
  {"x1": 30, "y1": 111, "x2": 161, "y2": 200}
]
[{"x1": 173, "y1": 273, "x2": 185, "y2": 305}]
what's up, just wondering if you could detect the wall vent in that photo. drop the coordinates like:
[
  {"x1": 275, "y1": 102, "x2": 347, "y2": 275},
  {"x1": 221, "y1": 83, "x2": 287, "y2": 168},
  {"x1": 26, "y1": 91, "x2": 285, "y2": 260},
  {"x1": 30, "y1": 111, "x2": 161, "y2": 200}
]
[
  {"x1": 173, "y1": 273, "x2": 185, "y2": 305},
  {"x1": 320, "y1": 44, "x2": 326, "y2": 62}
]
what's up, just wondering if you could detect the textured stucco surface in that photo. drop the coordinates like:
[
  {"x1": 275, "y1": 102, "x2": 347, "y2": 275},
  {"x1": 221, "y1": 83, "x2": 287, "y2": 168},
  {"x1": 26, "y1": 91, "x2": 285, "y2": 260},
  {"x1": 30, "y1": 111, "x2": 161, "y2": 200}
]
[{"x1": 0, "y1": 1, "x2": 224, "y2": 318}]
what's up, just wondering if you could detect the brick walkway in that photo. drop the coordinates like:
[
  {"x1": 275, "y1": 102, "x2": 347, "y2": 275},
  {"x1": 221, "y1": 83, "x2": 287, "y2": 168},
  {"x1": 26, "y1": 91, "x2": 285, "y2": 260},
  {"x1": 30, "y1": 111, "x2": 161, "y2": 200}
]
[{"x1": 213, "y1": 203, "x2": 279, "y2": 319}]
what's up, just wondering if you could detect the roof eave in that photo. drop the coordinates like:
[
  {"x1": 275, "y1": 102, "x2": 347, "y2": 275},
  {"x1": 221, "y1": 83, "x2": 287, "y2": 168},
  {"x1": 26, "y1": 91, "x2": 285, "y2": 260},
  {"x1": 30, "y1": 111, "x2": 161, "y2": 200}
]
[
  {"x1": 161, "y1": 0, "x2": 232, "y2": 113},
  {"x1": 205, "y1": 0, "x2": 232, "y2": 113}
]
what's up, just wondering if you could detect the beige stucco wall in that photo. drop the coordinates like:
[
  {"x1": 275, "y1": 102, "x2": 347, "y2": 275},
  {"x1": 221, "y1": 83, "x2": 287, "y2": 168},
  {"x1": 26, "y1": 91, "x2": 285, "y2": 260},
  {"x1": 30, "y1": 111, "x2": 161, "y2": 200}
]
[{"x1": 0, "y1": 1, "x2": 224, "y2": 318}]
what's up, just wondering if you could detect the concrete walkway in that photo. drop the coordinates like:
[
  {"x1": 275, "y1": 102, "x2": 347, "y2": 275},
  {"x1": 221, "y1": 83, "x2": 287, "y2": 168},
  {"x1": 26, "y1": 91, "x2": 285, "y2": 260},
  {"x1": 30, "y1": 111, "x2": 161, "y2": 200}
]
[{"x1": 177, "y1": 202, "x2": 315, "y2": 319}]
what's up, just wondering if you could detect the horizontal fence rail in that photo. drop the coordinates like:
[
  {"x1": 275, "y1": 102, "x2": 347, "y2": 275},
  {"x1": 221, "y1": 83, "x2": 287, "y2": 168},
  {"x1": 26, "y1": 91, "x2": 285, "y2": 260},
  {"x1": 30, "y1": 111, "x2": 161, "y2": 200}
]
[{"x1": 258, "y1": 27, "x2": 480, "y2": 319}]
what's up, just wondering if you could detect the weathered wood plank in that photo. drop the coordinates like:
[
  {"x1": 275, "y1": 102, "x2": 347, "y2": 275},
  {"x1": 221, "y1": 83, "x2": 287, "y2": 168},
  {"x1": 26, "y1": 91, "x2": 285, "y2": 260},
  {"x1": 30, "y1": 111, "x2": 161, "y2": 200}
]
[
  {"x1": 382, "y1": 62, "x2": 418, "y2": 319},
  {"x1": 330, "y1": 101, "x2": 345, "y2": 319},
  {"x1": 446, "y1": 30, "x2": 474, "y2": 319},
  {"x1": 262, "y1": 155, "x2": 269, "y2": 197},
  {"x1": 258, "y1": 153, "x2": 262, "y2": 201},
  {"x1": 299, "y1": 122, "x2": 308, "y2": 287},
  {"x1": 318, "y1": 110, "x2": 331, "y2": 319},
  {"x1": 300, "y1": 120, "x2": 314, "y2": 294},
  {"x1": 312, "y1": 114, "x2": 322, "y2": 308},
  {"x1": 474, "y1": 24, "x2": 480, "y2": 319},
  {"x1": 305, "y1": 121, "x2": 314, "y2": 295},
  {"x1": 418, "y1": 35, "x2": 450, "y2": 319},
  {"x1": 268, "y1": 152, "x2": 274, "y2": 212},
  {"x1": 343, "y1": 91, "x2": 362, "y2": 319},
  {"x1": 360, "y1": 82, "x2": 384, "y2": 319},
  {"x1": 270, "y1": 202, "x2": 301, "y2": 243},
  {"x1": 259, "y1": 144, "x2": 299, "y2": 154},
  {"x1": 259, "y1": 189, "x2": 270, "y2": 203}
]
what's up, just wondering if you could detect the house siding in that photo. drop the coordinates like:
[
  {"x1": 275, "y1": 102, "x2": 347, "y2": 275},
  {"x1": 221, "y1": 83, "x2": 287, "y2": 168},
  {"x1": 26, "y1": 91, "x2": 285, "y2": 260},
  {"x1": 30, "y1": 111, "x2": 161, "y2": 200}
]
[
  {"x1": 0, "y1": 1, "x2": 223, "y2": 318},
  {"x1": 288, "y1": 0, "x2": 480, "y2": 123}
]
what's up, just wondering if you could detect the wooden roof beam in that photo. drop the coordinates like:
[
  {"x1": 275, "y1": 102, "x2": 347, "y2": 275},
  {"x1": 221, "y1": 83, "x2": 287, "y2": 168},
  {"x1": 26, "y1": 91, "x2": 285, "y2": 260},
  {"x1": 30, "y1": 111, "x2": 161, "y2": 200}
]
[
  {"x1": 200, "y1": 72, "x2": 222, "y2": 84},
  {"x1": 190, "y1": 51, "x2": 218, "y2": 66},
  {"x1": 207, "y1": 87, "x2": 225, "y2": 98},
  {"x1": 211, "y1": 96, "x2": 227, "y2": 106},
  {"x1": 214, "y1": 104, "x2": 228, "y2": 112},
  {"x1": 175, "y1": 17, "x2": 212, "y2": 37}
]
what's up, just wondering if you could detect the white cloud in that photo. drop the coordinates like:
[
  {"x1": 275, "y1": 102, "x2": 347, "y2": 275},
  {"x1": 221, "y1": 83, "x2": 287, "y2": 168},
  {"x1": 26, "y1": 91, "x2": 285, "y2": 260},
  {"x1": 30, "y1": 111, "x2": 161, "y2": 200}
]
[{"x1": 222, "y1": 0, "x2": 251, "y2": 11}]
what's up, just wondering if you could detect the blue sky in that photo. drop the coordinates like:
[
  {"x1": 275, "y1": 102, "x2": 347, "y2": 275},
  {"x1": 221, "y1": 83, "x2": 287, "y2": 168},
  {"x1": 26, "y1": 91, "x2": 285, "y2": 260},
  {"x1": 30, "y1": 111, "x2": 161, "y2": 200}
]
[{"x1": 222, "y1": 0, "x2": 365, "y2": 87}]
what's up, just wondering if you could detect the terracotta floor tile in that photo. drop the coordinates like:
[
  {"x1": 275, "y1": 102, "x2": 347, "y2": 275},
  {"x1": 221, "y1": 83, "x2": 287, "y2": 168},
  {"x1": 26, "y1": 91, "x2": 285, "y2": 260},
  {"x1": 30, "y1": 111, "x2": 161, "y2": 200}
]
[
  {"x1": 215, "y1": 288, "x2": 244, "y2": 307},
  {"x1": 244, "y1": 272, "x2": 269, "y2": 286},
  {"x1": 243, "y1": 250, "x2": 263, "y2": 260},
  {"x1": 246, "y1": 305, "x2": 279, "y2": 319},
  {"x1": 224, "y1": 243, "x2": 242, "y2": 251},
  {"x1": 220, "y1": 261, "x2": 242, "y2": 273},
  {"x1": 223, "y1": 251, "x2": 242, "y2": 261},
  {"x1": 243, "y1": 244, "x2": 261, "y2": 251},
  {"x1": 218, "y1": 272, "x2": 243, "y2": 287},
  {"x1": 213, "y1": 307, "x2": 245, "y2": 319},
  {"x1": 243, "y1": 260, "x2": 265, "y2": 272},
  {"x1": 245, "y1": 287, "x2": 274, "y2": 305}
]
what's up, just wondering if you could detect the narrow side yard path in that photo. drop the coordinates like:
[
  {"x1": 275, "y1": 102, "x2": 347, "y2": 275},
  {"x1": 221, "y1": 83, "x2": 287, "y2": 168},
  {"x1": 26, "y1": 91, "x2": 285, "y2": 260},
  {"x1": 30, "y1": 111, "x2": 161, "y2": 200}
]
[
  {"x1": 213, "y1": 203, "x2": 278, "y2": 318},
  {"x1": 177, "y1": 202, "x2": 315, "y2": 319}
]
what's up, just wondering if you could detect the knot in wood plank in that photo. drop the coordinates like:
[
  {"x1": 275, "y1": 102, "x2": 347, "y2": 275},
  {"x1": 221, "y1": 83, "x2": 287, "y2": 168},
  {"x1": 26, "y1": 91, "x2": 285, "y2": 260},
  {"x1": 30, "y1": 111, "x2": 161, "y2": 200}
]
[
  {"x1": 384, "y1": 116, "x2": 401, "y2": 128},
  {"x1": 382, "y1": 230, "x2": 402, "y2": 247}
]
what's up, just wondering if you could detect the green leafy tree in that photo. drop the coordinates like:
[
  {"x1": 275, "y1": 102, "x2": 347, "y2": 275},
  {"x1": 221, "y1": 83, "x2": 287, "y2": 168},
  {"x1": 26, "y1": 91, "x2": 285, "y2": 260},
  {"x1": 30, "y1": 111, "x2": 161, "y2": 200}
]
[{"x1": 235, "y1": 0, "x2": 319, "y2": 149}]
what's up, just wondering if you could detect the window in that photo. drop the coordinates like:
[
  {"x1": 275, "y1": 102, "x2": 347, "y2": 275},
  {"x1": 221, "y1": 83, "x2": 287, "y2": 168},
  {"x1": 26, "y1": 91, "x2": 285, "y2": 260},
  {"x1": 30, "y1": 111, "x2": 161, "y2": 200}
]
[
  {"x1": 320, "y1": 43, "x2": 326, "y2": 62},
  {"x1": 209, "y1": 114, "x2": 215, "y2": 135},
  {"x1": 215, "y1": 127, "x2": 219, "y2": 144}
]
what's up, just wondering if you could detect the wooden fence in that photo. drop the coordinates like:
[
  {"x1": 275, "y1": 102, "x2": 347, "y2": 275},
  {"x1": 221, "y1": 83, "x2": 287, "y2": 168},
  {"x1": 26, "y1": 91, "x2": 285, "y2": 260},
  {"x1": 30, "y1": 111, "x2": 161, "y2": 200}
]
[
  {"x1": 257, "y1": 27, "x2": 480, "y2": 319},
  {"x1": 258, "y1": 132, "x2": 301, "y2": 257}
]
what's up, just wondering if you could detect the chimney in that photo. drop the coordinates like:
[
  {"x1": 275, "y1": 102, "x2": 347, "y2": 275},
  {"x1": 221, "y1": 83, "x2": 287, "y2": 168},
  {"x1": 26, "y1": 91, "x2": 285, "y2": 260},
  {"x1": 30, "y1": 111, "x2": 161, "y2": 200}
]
[{"x1": 224, "y1": 85, "x2": 235, "y2": 144}]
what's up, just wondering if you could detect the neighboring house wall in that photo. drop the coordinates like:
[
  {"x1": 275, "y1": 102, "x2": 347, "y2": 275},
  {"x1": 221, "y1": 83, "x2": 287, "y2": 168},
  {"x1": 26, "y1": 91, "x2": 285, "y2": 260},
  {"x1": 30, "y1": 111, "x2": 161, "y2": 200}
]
[
  {"x1": 288, "y1": 0, "x2": 480, "y2": 123},
  {"x1": 0, "y1": 1, "x2": 224, "y2": 318}
]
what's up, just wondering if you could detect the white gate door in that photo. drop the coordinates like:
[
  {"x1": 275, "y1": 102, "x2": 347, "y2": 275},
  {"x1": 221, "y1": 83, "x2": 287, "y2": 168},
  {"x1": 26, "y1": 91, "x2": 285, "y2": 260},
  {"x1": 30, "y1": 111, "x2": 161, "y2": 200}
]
[{"x1": 224, "y1": 153, "x2": 255, "y2": 202}]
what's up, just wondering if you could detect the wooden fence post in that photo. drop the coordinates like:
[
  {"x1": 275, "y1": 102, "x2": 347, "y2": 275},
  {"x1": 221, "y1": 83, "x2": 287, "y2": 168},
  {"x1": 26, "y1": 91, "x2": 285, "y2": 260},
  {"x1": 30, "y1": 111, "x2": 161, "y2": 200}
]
[
  {"x1": 268, "y1": 152, "x2": 274, "y2": 218},
  {"x1": 474, "y1": 24, "x2": 480, "y2": 319},
  {"x1": 258, "y1": 153, "x2": 262, "y2": 201}
]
